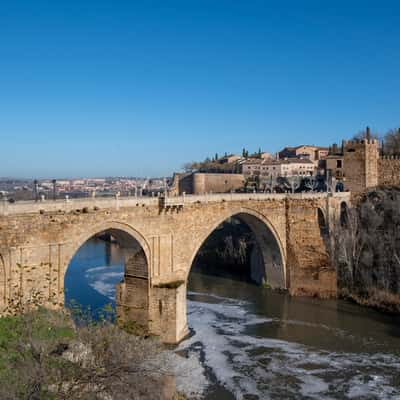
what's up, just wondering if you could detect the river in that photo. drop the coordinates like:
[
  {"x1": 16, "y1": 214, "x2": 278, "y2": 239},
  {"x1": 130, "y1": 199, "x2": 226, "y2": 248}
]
[{"x1": 65, "y1": 238, "x2": 400, "y2": 400}]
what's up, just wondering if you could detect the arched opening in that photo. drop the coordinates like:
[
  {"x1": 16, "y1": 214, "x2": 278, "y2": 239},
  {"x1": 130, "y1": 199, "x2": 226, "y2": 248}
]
[
  {"x1": 317, "y1": 208, "x2": 331, "y2": 253},
  {"x1": 181, "y1": 212, "x2": 287, "y2": 390},
  {"x1": 64, "y1": 227, "x2": 149, "y2": 328},
  {"x1": 317, "y1": 208, "x2": 329, "y2": 244},
  {"x1": 340, "y1": 202, "x2": 348, "y2": 226},
  {"x1": 188, "y1": 212, "x2": 285, "y2": 292}
]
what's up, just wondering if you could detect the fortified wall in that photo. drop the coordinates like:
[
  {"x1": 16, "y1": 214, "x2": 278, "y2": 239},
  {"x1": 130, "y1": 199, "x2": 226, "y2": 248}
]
[
  {"x1": 170, "y1": 172, "x2": 245, "y2": 195},
  {"x1": 192, "y1": 173, "x2": 245, "y2": 194},
  {"x1": 343, "y1": 139, "x2": 379, "y2": 194},
  {"x1": 343, "y1": 138, "x2": 400, "y2": 194},
  {"x1": 378, "y1": 156, "x2": 400, "y2": 186}
]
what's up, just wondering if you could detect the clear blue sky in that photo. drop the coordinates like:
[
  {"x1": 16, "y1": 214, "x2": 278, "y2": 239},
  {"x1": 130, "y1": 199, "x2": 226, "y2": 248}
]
[{"x1": 1, "y1": 0, "x2": 399, "y2": 178}]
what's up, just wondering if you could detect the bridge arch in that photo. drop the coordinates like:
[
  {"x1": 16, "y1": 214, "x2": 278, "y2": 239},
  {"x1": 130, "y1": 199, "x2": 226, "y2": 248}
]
[
  {"x1": 63, "y1": 221, "x2": 151, "y2": 328},
  {"x1": 65, "y1": 221, "x2": 151, "y2": 273},
  {"x1": 187, "y1": 208, "x2": 286, "y2": 289}
]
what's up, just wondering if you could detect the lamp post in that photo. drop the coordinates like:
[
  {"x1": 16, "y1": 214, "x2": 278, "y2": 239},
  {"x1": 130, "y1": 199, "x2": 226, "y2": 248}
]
[
  {"x1": 326, "y1": 170, "x2": 330, "y2": 193},
  {"x1": 163, "y1": 177, "x2": 168, "y2": 197},
  {"x1": 33, "y1": 179, "x2": 39, "y2": 202},
  {"x1": 52, "y1": 179, "x2": 57, "y2": 201}
]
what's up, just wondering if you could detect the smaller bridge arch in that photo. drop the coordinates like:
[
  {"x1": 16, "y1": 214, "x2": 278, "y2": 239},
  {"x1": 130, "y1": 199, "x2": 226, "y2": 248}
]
[
  {"x1": 64, "y1": 220, "x2": 151, "y2": 274},
  {"x1": 63, "y1": 221, "x2": 151, "y2": 330}
]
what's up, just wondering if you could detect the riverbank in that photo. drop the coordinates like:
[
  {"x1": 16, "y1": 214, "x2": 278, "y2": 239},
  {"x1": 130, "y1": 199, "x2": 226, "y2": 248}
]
[
  {"x1": 331, "y1": 187, "x2": 400, "y2": 316},
  {"x1": 339, "y1": 288, "x2": 400, "y2": 314},
  {"x1": 0, "y1": 308, "x2": 185, "y2": 400}
]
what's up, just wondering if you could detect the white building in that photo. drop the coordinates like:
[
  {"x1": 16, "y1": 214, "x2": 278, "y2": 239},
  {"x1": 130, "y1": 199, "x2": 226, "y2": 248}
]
[{"x1": 242, "y1": 158, "x2": 315, "y2": 178}]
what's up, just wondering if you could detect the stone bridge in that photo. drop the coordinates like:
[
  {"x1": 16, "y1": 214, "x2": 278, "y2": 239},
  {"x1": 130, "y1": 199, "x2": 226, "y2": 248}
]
[{"x1": 0, "y1": 192, "x2": 350, "y2": 343}]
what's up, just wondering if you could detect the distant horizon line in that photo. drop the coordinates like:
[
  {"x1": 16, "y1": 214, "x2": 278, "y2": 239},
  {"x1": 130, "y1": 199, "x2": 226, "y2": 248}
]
[{"x1": 0, "y1": 175, "x2": 175, "y2": 181}]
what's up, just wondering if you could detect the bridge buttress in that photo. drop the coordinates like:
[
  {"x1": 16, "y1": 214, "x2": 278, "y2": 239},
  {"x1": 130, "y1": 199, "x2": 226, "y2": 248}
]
[{"x1": 285, "y1": 197, "x2": 337, "y2": 298}]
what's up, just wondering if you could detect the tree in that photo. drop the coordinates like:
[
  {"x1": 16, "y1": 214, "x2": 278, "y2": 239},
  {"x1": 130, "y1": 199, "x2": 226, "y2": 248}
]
[
  {"x1": 352, "y1": 126, "x2": 380, "y2": 141},
  {"x1": 282, "y1": 176, "x2": 302, "y2": 193},
  {"x1": 330, "y1": 188, "x2": 400, "y2": 303},
  {"x1": 383, "y1": 128, "x2": 400, "y2": 155},
  {"x1": 182, "y1": 162, "x2": 196, "y2": 173},
  {"x1": 305, "y1": 176, "x2": 319, "y2": 192},
  {"x1": 264, "y1": 174, "x2": 277, "y2": 193},
  {"x1": 0, "y1": 309, "x2": 175, "y2": 400}
]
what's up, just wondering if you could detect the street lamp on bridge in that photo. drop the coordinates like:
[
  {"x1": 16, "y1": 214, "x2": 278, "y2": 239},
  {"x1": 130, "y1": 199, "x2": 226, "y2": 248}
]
[
  {"x1": 52, "y1": 179, "x2": 57, "y2": 201},
  {"x1": 33, "y1": 179, "x2": 39, "y2": 202}
]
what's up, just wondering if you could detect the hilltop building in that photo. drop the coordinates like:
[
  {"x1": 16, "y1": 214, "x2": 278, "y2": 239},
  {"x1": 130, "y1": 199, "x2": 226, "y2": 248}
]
[
  {"x1": 218, "y1": 154, "x2": 242, "y2": 164},
  {"x1": 278, "y1": 145, "x2": 329, "y2": 164},
  {"x1": 172, "y1": 127, "x2": 400, "y2": 195},
  {"x1": 242, "y1": 158, "x2": 315, "y2": 178}
]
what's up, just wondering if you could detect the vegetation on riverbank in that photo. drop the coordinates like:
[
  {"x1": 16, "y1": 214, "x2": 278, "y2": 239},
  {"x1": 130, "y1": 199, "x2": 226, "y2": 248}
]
[
  {"x1": 192, "y1": 217, "x2": 257, "y2": 281},
  {"x1": 331, "y1": 187, "x2": 400, "y2": 313},
  {"x1": 0, "y1": 307, "x2": 181, "y2": 400}
]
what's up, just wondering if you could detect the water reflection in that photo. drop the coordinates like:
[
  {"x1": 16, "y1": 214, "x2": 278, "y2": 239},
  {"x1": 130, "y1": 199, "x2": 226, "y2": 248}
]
[{"x1": 65, "y1": 238, "x2": 124, "y2": 314}]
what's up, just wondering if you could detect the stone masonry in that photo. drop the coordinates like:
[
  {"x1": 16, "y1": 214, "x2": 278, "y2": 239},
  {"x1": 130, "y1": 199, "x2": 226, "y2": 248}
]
[
  {"x1": 170, "y1": 172, "x2": 245, "y2": 195},
  {"x1": 0, "y1": 192, "x2": 349, "y2": 343},
  {"x1": 378, "y1": 156, "x2": 400, "y2": 186},
  {"x1": 343, "y1": 139, "x2": 379, "y2": 194},
  {"x1": 343, "y1": 138, "x2": 400, "y2": 194}
]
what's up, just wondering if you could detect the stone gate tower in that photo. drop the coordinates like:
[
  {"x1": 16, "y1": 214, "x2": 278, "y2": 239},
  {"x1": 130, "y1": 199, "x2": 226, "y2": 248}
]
[{"x1": 343, "y1": 127, "x2": 379, "y2": 194}]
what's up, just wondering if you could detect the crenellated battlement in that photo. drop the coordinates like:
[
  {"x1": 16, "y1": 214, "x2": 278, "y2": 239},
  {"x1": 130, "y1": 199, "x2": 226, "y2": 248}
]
[
  {"x1": 380, "y1": 155, "x2": 400, "y2": 160},
  {"x1": 378, "y1": 156, "x2": 400, "y2": 186},
  {"x1": 343, "y1": 139, "x2": 379, "y2": 146}
]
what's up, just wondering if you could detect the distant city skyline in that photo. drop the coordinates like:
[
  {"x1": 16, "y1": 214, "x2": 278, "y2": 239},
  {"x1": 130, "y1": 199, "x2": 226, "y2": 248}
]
[{"x1": 1, "y1": 1, "x2": 399, "y2": 178}]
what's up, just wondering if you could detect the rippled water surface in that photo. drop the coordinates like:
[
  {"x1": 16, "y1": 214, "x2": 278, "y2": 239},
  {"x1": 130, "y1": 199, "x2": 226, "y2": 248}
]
[{"x1": 66, "y1": 239, "x2": 400, "y2": 400}]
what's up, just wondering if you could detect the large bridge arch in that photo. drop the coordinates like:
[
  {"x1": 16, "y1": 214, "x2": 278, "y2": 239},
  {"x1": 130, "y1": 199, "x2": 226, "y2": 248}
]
[{"x1": 186, "y1": 207, "x2": 287, "y2": 289}]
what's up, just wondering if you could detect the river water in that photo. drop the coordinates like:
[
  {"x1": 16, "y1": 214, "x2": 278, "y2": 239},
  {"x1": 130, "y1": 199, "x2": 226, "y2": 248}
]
[{"x1": 66, "y1": 238, "x2": 400, "y2": 400}]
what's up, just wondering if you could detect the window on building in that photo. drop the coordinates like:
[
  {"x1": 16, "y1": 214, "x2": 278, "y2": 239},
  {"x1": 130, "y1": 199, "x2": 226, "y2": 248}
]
[{"x1": 337, "y1": 160, "x2": 342, "y2": 168}]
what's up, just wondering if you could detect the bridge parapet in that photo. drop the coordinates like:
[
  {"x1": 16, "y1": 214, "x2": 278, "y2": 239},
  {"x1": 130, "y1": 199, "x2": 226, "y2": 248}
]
[
  {"x1": 0, "y1": 192, "x2": 350, "y2": 216},
  {"x1": 0, "y1": 196, "x2": 158, "y2": 216}
]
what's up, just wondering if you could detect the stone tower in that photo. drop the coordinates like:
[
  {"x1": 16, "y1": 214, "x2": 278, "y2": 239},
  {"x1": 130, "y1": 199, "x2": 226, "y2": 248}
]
[{"x1": 343, "y1": 127, "x2": 379, "y2": 194}]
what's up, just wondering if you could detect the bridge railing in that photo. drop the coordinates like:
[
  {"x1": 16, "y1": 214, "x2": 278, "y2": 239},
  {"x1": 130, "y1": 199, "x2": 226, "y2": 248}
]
[
  {"x1": 0, "y1": 191, "x2": 350, "y2": 216},
  {"x1": 0, "y1": 195, "x2": 158, "y2": 216}
]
